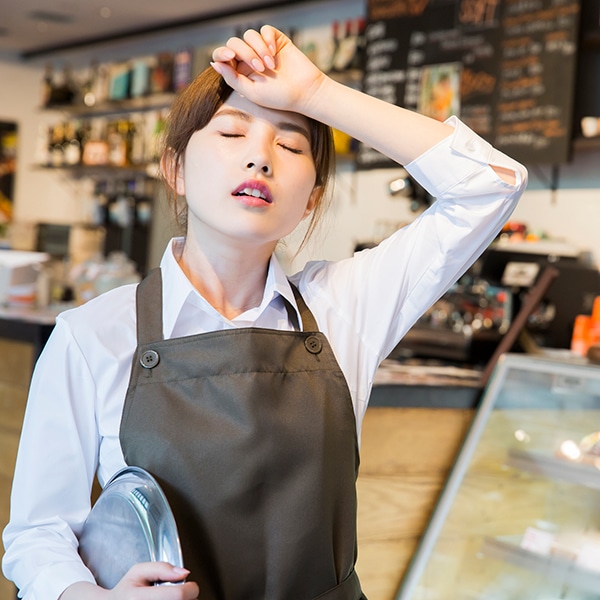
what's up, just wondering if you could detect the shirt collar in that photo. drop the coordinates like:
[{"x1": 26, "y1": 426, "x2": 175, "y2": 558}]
[{"x1": 159, "y1": 237, "x2": 301, "y2": 338}]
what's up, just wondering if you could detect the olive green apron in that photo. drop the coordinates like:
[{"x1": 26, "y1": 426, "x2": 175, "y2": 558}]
[{"x1": 120, "y1": 268, "x2": 365, "y2": 599}]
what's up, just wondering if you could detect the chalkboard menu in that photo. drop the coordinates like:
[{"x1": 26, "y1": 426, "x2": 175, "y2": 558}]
[{"x1": 358, "y1": 0, "x2": 581, "y2": 169}]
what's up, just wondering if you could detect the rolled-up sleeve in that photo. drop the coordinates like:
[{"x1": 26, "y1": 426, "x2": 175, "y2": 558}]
[{"x1": 408, "y1": 115, "x2": 527, "y2": 198}]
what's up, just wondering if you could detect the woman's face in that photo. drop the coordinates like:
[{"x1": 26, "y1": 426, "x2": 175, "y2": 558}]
[{"x1": 175, "y1": 92, "x2": 319, "y2": 252}]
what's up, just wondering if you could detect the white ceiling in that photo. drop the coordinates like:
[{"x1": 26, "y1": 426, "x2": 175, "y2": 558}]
[{"x1": 0, "y1": 0, "x2": 289, "y2": 58}]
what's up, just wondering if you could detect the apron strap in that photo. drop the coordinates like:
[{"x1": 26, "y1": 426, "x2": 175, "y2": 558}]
[
  {"x1": 136, "y1": 268, "x2": 164, "y2": 344},
  {"x1": 288, "y1": 282, "x2": 319, "y2": 332},
  {"x1": 313, "y1": 569, "x2": 364, "y2": 600}
]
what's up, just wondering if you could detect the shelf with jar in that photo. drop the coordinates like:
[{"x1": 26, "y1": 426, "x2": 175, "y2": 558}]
[
  {"x1": 34, "y1": 111, "x2": 166, "y2": 179},
  {"x1": 40, "y1": 46, "x2": 197, "y2": 113},
  {"x1": 36, "y1": 47, "x2": 199, "y2": 177},
  {"x1": 35, "y1": 16, "x2": 367, "y2": 176}
]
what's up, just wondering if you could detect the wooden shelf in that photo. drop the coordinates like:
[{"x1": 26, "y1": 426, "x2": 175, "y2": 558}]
[
  {"x1": 573, "y1": 136, "x2": 600, "y2": 152},
  {"x1": 41, "y1": 93, "x2": 175, "y2": 117},
  {"x1": 35, "y1": 162, "x2": 160, "y2": 179}
]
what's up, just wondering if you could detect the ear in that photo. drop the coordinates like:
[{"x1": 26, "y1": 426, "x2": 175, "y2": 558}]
[
  {"x1": 303, "y1": 186, "x2": 321, "y2": 219},
  {"x1": 160, "y1": 149, "x2": 185, "y2": 196}
]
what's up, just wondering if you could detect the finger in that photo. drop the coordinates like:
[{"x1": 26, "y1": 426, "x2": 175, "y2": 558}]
[
  {"x1": 225, "y1": 35, "x2": 268, "y2": 73},
  {"x1": 162, "y1": 581, "x2": 200, "y2": 600},
  {"x1": 259, "y1": 24, "x2": 279, "y2": 55},
  {"x1": 123, "y1": 561, "x2": 190, "y2": 585},
  {"x1": 211, "y1": 45, "x2": 236, "y2": 63},
  {"x1": 242, "y1": 29, "x2": 275, "y2": 70},
  {"x1": 210, "y1": 61, "x2": 240, "y2": 87}
]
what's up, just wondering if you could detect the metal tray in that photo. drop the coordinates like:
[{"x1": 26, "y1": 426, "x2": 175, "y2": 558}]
[{"x1": 78, "y1": 466, "x2": 183, "y2": 589}]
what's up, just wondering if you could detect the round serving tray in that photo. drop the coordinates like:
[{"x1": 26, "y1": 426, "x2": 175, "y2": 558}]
[{"x1": 78, "y1": 466, "x2": 183, "y2": 589}]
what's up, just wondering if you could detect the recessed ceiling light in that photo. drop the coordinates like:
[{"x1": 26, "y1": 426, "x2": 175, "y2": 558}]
[
  {"x1": 28, "y1": 10, "x2": 74, "y2": 24},
  {"x1": 100, "y1": 7, "x2": 112, "y2": 19}
]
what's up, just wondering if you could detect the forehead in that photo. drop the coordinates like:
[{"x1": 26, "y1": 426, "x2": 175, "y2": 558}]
[{"x1": 214, "y1": 92, "x2": 310, "y2": 133}]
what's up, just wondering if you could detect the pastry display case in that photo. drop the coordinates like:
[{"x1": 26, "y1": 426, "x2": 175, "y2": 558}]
[{"x1": 396, "y1": 353, "x2": 600, "y2": 600}]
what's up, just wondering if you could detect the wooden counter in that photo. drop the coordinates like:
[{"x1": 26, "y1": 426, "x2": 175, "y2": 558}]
[
  {"x1": 0, "y1": 338, "x2": 33, "y2": 599},
  {"x1": 356, "y1": 406, "x2": 474, "y2": 599}
]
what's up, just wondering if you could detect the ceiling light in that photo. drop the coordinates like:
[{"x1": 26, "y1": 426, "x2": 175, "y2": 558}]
[
  {"x1": 28, "y1": 10, "x2": 74, "y2": 24},
  {"x1": 100, "y1": 7, "x2": 112, "y2": 19}
]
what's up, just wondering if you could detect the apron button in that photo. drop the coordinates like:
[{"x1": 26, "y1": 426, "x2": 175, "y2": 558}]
[
  {"x1": 304, "y1": 335, "x2": 322, "y2": 354},
  {"x1": 140, "y1": 349, "x2": 160, "y2": 369}
]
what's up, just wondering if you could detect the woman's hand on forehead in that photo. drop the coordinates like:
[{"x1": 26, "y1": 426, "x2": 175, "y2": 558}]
[{"x1": 210, "y1": 25, "x2": 325, "y2": 117}]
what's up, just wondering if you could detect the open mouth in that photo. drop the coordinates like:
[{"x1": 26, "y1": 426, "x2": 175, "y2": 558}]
[{"x1": 233, "y1": 181, "x2": 273, "y2": 204}]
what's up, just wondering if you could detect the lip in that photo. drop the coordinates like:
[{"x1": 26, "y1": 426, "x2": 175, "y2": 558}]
[{"x1": 232, "y1": 179, "x2": 273, "y2": 206}]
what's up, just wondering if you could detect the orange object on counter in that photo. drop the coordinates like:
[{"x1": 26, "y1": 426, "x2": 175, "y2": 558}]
[
  {"x1": 571, "y1": 296, "x2": 600, "y2": 357},
  {"x1": 571, "y1": 314, "x2": 592, "y2": 357},
  {"x1": 589, "y1": 296, "x2": 600, "y2": 348}
]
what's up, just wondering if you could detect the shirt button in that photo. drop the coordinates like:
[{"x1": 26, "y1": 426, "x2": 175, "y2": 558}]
[
  {"x1": 140, "y1": 350, "x2": 160, "y2": 369},
  {"x1": 466, "y1": 139, "x2": 478, "y2": 153},
  {"x1": 305, "y1": 335, "x2": 322, "y2": 354}
]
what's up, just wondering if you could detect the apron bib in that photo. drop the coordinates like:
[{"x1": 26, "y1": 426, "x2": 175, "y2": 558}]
[{"x1": 120, "y1": 268, "x2": 365, "y2": 599}]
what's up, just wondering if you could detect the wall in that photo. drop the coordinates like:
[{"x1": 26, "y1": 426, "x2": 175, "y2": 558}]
[{"x1": 1, "y1": 0, "x2": 600, "y2": 271}]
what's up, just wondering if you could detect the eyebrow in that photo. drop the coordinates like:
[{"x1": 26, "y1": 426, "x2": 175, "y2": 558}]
[{"x1": 214, "y1": 108, "x2": 311, "y2": 142}]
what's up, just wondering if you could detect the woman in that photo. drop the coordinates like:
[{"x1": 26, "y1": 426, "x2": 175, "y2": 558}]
[{"x1": 3, "y1": 25, "x2": 527, "y2": 600}]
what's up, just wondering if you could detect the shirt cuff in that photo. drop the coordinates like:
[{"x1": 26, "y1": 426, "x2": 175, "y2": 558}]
[
  {"x1": 22, "y1": 560, "x2": 96, "y2": 600},
  {"x1": 405, "y1": 116, "x2": 524, "y2": 198}
]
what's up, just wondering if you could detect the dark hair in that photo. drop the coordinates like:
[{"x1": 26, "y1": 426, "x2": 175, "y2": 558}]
[{"x1": 161, "y1": 66, "x2": 335, "y2": 250}]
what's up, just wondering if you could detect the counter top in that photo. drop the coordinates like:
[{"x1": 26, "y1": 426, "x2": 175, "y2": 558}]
[
  {"x1": 0, "y1": 303, "x2": 71, "y2": 364},
  {"x1": 370, "y1": 359, "x2": 483, "y2": 408},
  {"x1": 0, "y1": 303, "x2": 70, "y2": 325}
]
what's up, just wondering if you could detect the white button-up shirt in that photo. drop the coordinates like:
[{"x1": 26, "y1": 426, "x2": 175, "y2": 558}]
[{"x1": 2, "y1": 117, "x2": 527, "y2": 599}]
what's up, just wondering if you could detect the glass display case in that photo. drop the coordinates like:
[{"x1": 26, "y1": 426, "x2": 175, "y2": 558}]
[{"x1": 397, "y1": 353, "x2": 600, "y2": 600}]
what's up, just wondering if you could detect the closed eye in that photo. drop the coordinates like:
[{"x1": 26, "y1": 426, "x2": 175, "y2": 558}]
[
  {"x1": 279, "y1": 143, "x2": 303, "y2": 155},
  {"x1": 220, "y1": 132, "x2": 243, "y2": 138}
]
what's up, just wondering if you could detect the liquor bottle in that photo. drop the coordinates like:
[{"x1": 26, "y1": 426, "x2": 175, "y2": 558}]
[
  {"x1": 350, "y1": 17, "x2": 367, "y2": 72},
  {"x1": 129, "y1": 115, "x2": 146, "y2": 165},
  {"x1": 107, "y1": 121, "x2": 128, "y2": 167},
  {"x1": 50, "y1": 123, "x2": 66, "y2": 167},
  {"x1": 315, "y1": 21, "x2": 339, "y2": 73},
  {"x1": 151, "y1": 53, "x2": 174, "y2": 94},
  {"x1": 63, "y1": 120, "x2": 82, "y2": 166},
  {"x1": 130, "y1": 57, "x2": 152, "y2": 98},
  {"x1": 48, "y1": 64, "x2": 77, "y2": 106},
  {"x1": 92, "y1": 63, "x2": 110, "y2": 106},
  {"x1": 81, "y1": 61, "x2": 99, "y2": 107},
  {"x1": 332, "y1": 19, "x2": 356, "y2": 73},
  {"x1": 173, "y1": 49, "x2": 193, "y2": 91},
  {"x1": 40, "y1": 63, "x2": 54, "y2": 107}
]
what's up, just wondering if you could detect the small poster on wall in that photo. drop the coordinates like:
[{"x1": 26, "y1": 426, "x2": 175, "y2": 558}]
[{"x1": 0, "y1": 121, "x2": 17, "y2": 230}]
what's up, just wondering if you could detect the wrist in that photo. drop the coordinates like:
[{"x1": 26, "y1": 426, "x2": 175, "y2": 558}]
[
  {"x1": 299, "y1": 73, "x2": 337, "y2": 122},
  {"x1": 59, "y1": 582, "x2": 107, "y2": 600}
]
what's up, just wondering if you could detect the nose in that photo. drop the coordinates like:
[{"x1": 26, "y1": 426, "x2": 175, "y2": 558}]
[
  {"x1": 245, "y1": 160, "x2": 272, "y2": 176},
  {"x1": 243, "y1": 133, "x2": 273, "y2": 176}
]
